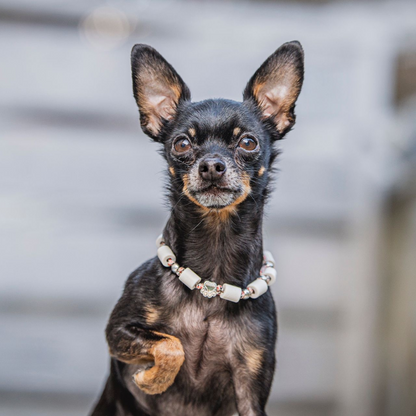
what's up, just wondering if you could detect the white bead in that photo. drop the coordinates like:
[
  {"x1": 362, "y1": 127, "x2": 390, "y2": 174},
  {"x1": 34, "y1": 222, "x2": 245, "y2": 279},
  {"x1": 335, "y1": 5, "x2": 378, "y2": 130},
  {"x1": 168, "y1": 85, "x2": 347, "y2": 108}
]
[
  {"x1": 263, "y1": 250, "x2": 275, "y2": 267},
  {"x1": 155, "y1": 234, "x2": 164, "y2": 247},
  {"x1": 220, "y1": 284, "x2": 242, "y2": 303},
  {"x1": 248, "y1": 278, "x2": 268, "y2": 299},
  {"x1": 262, "y1": 267, "x2": 276, "y2": 285},
  {"x1": 178, "y1": 268, "x2": 201, "y2": 290},
  {"x1": 157, "y1": 245, "x2": 176, "y2": 267}
]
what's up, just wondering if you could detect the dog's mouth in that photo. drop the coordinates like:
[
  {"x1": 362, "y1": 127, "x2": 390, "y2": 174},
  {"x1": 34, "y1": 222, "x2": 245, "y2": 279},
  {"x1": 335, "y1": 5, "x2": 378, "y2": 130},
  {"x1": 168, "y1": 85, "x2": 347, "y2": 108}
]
[
  {"x1": 191, "y1": 185, "x2": 242, "y2": 209},
  {"x1": 182, "y1": 167, "x2": 252, "y2": 210}
]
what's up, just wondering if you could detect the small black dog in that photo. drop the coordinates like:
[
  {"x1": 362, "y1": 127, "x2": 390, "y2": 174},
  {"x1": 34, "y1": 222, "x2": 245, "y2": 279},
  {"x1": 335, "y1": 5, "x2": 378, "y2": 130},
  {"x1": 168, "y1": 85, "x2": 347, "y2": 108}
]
[{"x1": 91, "y1": 41, "x2": 304, "y2": 416}]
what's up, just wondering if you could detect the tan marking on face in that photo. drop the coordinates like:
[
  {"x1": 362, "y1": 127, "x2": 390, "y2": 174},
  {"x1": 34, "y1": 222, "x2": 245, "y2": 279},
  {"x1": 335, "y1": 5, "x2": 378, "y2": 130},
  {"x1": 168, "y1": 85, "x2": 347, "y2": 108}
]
[
  {"x1": 133, "y1": 331, "x2": 185, "y2": 395},
  {"x1": 245, "y1": 347, "x2": 264, "y2": 376},
  {"x1": 220, "y1": 172, "x2": 251, "y2": 211},
  {"x1": 201, "y1": 173, "x2": 252, "y2": 224},
  {"x1": 183, "y1": 172, "x2": 251, "y2": 222},
  {"x1": 169, "y1": 166, "x2": 175, "y2": 176},
  {"x1": 188, "y1": 128, "x2": 196, "y2": 137},
  {"x1": 233, "y1": 127, "x2": 241, "y2": 136},
  {"x1": 258, "y1": 166, "x2": 265, "y2": 177},
  {"x1": 144, "y1": 305, "x2": 160, "y2": 325},
  {"x1": 182, "y1": 174, "x2": 210, "y2": 212}
]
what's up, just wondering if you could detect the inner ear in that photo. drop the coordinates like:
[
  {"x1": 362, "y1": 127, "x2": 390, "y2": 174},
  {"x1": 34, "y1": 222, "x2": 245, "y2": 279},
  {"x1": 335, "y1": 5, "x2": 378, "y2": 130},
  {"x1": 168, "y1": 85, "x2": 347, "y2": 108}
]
[
  {"x1": 131, "y1": 44, "x2": 191, "y2": 140},
  {"x1": 243, "y1": 41, "x2": 304, "y2": 137}
]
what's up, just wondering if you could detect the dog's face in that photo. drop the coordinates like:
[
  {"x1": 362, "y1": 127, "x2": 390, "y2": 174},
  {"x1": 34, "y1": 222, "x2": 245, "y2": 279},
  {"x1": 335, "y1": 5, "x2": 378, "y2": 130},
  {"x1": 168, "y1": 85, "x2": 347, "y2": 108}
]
[
  {"x1": 165, "y1": 99, "x2": 269, "y2": 210},
  {"x1": 131, "y1": 43, "x2": 304, "y2": 212}
]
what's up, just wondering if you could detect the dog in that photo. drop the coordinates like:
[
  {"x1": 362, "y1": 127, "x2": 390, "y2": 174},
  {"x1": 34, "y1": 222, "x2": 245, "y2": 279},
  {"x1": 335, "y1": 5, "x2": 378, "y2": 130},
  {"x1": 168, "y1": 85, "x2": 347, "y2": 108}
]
[{"x1": 90, "y1": 41, "x2": 304, "y2": 416}]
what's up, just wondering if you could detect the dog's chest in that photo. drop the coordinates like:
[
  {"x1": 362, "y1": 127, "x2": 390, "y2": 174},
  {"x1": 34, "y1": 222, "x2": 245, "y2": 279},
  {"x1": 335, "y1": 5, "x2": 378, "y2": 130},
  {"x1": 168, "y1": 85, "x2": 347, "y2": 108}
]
[
  {"x1": 168, "y1": 301, "x2": 239, "y2": 383},
  {"x1": 173, "y1": 301, "x2": 233, "y2": 352}
]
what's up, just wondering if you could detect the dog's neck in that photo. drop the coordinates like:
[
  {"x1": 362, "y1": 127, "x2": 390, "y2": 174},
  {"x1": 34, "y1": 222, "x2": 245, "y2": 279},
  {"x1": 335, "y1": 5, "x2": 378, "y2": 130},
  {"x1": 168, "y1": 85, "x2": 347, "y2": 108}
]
[{"x1": 163, "y1": 198, "x2": 264, "y2": 287}]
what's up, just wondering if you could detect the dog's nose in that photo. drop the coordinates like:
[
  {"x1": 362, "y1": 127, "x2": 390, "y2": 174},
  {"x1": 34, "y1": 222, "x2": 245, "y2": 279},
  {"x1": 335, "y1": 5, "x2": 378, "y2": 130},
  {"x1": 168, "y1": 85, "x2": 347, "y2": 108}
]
[{"x1": 198, "y1": 158, "x2": 226, "y2": 182}]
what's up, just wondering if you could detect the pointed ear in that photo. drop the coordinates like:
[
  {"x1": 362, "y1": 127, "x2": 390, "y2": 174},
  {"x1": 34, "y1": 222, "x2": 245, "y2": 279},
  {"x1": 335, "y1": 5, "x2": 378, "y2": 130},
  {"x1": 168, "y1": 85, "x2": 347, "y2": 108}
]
[
  {"x1": 243, "y1": 41, "x2": 304, "y2": 137},
  {"x1": 131, "y1": 44, "x2": 191, "y2": 140}
]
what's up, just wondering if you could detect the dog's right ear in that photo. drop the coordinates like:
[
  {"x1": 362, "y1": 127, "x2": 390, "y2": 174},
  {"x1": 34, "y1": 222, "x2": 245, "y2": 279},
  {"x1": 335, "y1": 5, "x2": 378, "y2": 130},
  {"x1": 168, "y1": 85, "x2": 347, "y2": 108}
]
[{"x1": 131, "y1": 44, "x2": 191, "y2": 141}]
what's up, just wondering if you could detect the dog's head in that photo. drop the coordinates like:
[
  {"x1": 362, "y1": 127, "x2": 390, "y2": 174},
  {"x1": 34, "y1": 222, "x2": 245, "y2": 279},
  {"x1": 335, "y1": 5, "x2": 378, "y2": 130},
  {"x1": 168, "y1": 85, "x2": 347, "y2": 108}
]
[{"x1": 131, "y1": 43, "x2": 304, "y2": 212}]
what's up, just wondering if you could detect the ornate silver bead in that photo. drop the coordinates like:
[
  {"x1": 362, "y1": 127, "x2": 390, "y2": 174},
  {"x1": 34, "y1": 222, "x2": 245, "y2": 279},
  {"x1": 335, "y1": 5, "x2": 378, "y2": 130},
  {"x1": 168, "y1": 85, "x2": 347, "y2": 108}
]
[
  {"x1": 200, "y1": 281, "x2": 218, "y2": 298},
  {"x1": 171, "y1": 263, "x2": 180, "y2": 274}
]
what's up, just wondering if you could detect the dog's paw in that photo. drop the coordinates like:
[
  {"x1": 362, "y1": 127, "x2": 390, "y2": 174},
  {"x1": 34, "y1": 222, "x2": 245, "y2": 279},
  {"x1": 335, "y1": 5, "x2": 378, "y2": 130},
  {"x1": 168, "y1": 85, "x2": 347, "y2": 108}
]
[{"x1": 133, "y1": 336, "x2": 185, "y2": 395}]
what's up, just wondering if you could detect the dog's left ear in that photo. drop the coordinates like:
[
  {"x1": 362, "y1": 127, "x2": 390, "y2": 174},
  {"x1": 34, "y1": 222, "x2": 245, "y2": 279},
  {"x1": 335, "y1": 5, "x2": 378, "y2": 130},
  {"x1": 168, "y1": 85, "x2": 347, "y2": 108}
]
[
  {"x1": 243, "y1": 41, "x2": 304, "y2": 138},
  {"x1": 131, "y1": 44, "x2": 191, "y2": 140}
]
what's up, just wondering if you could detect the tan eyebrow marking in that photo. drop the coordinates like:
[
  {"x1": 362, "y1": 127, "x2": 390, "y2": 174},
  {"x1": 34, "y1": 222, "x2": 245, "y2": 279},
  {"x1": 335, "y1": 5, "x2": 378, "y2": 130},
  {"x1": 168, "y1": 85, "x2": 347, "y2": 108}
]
[
  {"x1": 169, "y1": 167, "x2": 175, "y2": 176},
  {"x1": 258, "y1": 166, "x2": 265, "y2": 176},
  {"x1": 233, "y1": 127, "x2": 241, "y2": 136},
  {"x1": 188, "y1": 128, "x2": 196, "y2": 137}
]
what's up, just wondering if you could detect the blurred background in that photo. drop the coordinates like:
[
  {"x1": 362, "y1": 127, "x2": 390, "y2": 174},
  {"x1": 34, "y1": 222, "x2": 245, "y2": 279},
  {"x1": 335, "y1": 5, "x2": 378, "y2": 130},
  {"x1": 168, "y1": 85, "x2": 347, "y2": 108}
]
[{"x1": 1, "y1": 0, "x2": 416, "y2": 415}]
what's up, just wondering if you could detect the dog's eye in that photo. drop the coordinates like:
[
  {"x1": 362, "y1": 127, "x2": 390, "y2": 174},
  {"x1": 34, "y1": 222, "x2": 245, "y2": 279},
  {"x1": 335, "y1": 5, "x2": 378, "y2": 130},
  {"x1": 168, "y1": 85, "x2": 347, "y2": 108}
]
[
  {"x1": 238, "y1": 136, "x2": 258, "y2": 152},
  {"x1": 173, "y1": 137, "x2": 192, "y2": 153}
]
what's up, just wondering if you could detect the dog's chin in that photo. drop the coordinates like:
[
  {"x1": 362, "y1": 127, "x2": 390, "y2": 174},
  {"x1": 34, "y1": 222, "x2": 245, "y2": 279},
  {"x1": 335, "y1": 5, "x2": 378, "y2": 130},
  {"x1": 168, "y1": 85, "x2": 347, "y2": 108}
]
[{"x1": 192, "y1": 187, "x2": 240, "y2": 209}]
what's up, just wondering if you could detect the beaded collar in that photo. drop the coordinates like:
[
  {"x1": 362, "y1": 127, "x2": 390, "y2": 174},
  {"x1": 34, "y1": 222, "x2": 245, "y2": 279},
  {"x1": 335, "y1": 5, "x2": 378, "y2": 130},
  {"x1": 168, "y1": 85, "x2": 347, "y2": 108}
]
[{"x1": 156, "y1": 235, "x2": 276, "y2": 303}]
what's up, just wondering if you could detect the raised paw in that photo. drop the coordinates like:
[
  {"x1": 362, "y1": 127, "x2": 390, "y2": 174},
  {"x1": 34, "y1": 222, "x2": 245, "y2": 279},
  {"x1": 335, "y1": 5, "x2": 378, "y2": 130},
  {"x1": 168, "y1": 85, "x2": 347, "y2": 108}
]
[{"x1": 133, "y1": 333, "x2": 185, "y2": 395}]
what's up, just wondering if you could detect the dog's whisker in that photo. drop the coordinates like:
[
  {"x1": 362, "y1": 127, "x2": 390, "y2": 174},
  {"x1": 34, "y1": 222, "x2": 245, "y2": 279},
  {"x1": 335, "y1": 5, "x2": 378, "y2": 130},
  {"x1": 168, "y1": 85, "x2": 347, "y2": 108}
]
[
  {"x1": 248, "y1": 192, "x2": 260, "y2": 211},
  {"x1": 189, "y1": 211, "x2": 211, "y2": 233}
]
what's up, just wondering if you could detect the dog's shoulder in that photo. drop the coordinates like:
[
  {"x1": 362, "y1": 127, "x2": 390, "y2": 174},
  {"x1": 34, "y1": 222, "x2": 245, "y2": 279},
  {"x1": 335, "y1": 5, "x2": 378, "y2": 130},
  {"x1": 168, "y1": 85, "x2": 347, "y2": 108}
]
[{"x1": 125, "y1": 256, "x2": 161, "y2": 288}]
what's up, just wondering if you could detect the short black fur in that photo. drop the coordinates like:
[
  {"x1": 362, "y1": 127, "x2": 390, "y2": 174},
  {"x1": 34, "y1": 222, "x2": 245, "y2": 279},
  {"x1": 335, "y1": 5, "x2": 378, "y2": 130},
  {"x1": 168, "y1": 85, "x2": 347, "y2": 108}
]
[{"x1": 91, "y1": 41, "x2": 304, "y2": 416}]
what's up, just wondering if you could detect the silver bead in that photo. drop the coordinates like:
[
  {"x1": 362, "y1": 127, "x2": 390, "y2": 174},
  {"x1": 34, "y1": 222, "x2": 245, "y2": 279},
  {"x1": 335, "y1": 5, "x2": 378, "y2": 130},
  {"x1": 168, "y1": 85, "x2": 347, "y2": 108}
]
[
  {"x1": 241, "y1": 288, "x2": 251, "y2": 300},
  {"x1": 260, "y1": 275, "x2": 271, "y2": 283},
  {"x1": 171, "y1": 263, "x2": 180, "y2": 273},
  {"x1": 176, "y1": 267, "x2": 185, "y2": 276}
]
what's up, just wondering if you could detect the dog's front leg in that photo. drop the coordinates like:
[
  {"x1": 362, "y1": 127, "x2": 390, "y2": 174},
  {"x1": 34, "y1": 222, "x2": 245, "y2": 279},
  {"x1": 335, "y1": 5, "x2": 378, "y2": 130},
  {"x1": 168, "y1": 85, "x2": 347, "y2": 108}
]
[
  {"x1": 106, "y1": 316, "x2": 184, "y2": 395},
  {"x1": 231, "y1": 348, "x2": 275, "y2": 416}
]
